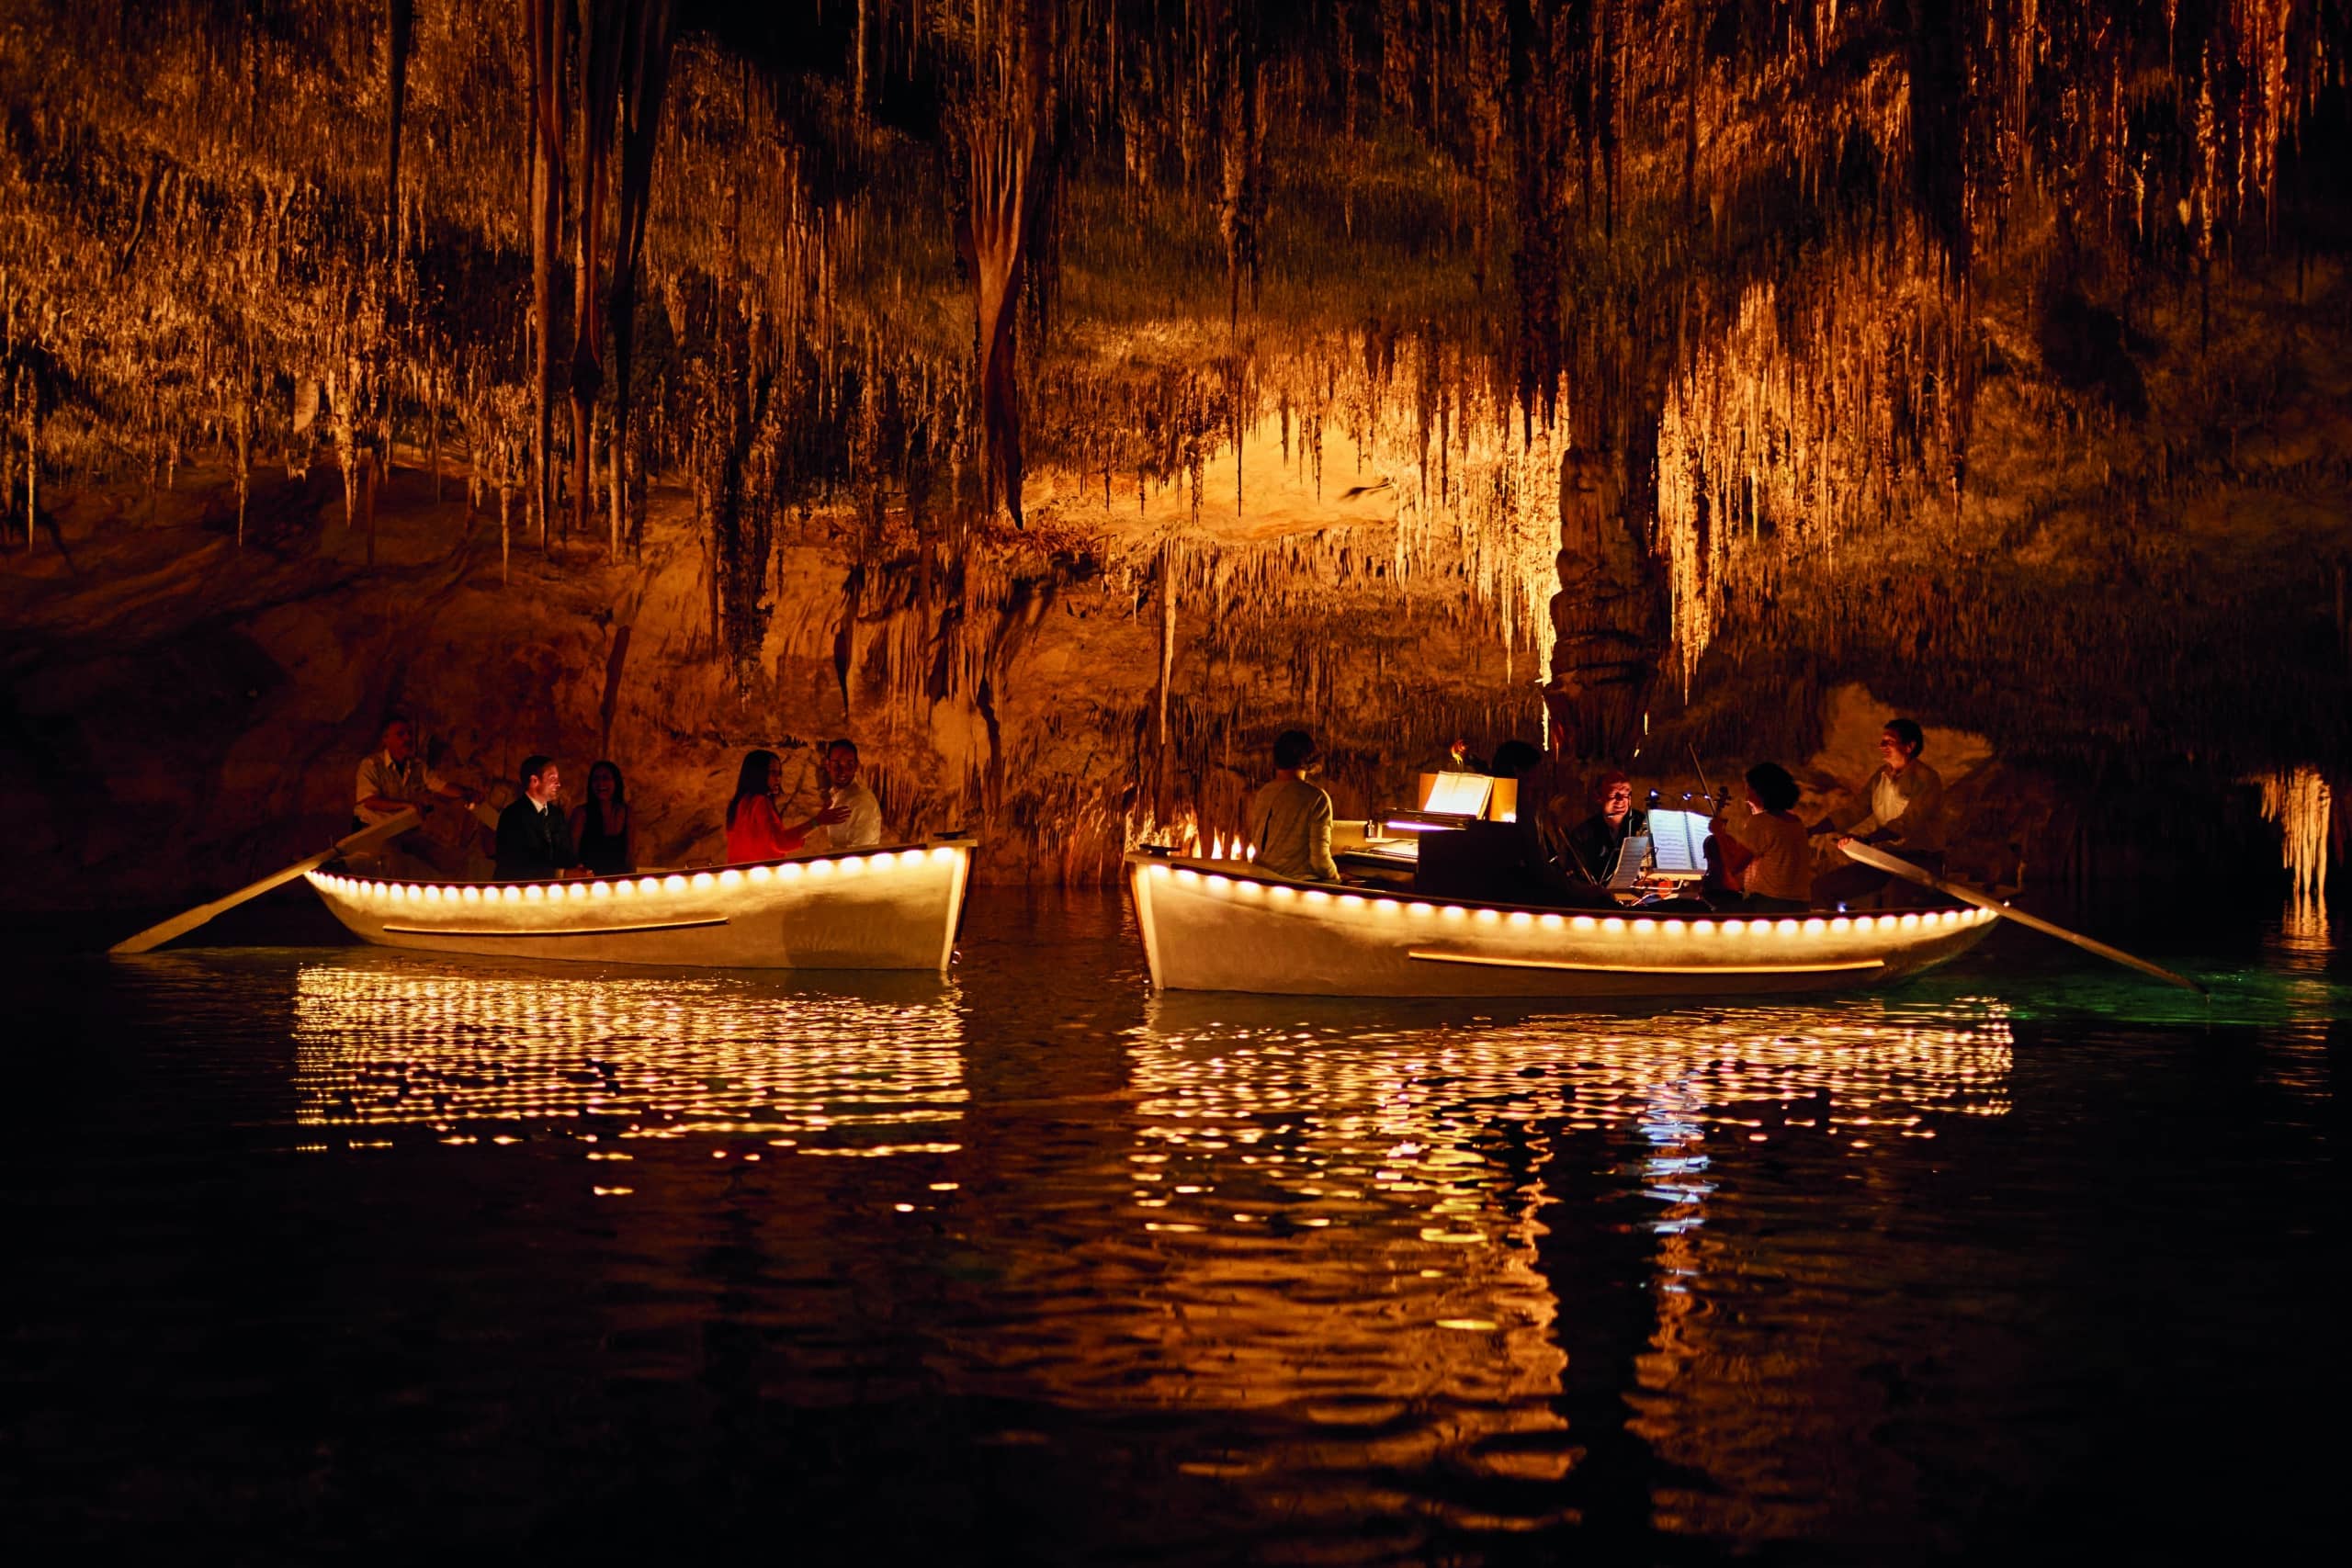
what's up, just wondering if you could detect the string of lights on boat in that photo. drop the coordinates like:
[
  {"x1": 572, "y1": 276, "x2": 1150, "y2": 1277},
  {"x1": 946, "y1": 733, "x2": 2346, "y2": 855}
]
[
  {"x1": 307, "y1": 842, "x2": 967, "y2": 909},
  {"x1": 1141, "y1": 860, "x2": 1997, "y2": 942}
]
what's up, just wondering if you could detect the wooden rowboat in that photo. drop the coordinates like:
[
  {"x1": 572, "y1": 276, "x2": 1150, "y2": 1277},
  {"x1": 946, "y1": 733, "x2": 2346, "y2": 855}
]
[
  {"x1": 307, "y1": 840, "x2": 975, "y2": 971},
  {"x1": 1126, "y1": 852, "x2": 1994, "y2": 998}
]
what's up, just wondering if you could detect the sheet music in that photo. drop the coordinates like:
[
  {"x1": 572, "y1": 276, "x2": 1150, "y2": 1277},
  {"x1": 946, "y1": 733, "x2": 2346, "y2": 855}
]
[
  {"x1": 1648, "y1": 809, "x2": 1711, "y2": 875},
  {"x1": 1422, "y1": 773, "x2": 1495, "y2": 817}
]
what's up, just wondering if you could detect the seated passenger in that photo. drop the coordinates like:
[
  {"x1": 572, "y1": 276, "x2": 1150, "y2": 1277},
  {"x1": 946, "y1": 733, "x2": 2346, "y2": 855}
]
[
  {"x1": 1708, "y1": 762, "x2": 1812, "y2": 910},
  {"x1": 494, "y1": 754, "x2": 579, "y2": 881},
  {"x1": 1246, "y1": 729, "x2": 1341, "y2": 883},
  {"x1": 569, "y1": 760, "x2": 633, "y2": 876},
  {"x1": 1809, "y1": 716, "x2": 1946, "y2": 908},
  {"x1": 808, "y1": 739, "x2": 884, "y2": 851},
  {"x1": 724, "y1": 748, "x2": 847, "y2": 864},
  {"x1": 1562, "y1": 770, "x2": 1648, "y2": 885}
]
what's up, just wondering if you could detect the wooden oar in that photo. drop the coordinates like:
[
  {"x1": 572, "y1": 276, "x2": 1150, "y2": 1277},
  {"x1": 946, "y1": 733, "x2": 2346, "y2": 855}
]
[
  {"x1": 1837, "y1": 839, "x2": 2206, "y2": 995},
  {"x1": 110, "y1": 807, "x2": 423, "y2": 955}
]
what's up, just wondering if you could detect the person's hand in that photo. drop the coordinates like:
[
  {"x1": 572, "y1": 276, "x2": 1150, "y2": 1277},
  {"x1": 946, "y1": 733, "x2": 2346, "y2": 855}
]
[{"x1": 815, "y1": 802, "x2": 850, "y2": 827}]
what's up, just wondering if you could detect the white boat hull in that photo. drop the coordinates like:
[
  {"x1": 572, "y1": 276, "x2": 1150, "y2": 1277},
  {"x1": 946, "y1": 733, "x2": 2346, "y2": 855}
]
[
  {"x1": 1127, "y1": 853, "x2": 1995, "y2": 998},
  {"x1": 309, "y1": 840, "x2": 974, "y2": 971}
]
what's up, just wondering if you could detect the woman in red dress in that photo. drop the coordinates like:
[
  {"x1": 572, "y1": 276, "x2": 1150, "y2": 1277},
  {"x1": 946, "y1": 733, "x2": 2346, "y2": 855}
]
[{"x1": 724, "y1": 748, "x2": 847, "y2": 863}]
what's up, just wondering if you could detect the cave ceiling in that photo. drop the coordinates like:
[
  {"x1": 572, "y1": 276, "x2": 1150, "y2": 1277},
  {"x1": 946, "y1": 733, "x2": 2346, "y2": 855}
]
[{"x1": 1, "y1": 1, "x2": 2346, "y2": 767}]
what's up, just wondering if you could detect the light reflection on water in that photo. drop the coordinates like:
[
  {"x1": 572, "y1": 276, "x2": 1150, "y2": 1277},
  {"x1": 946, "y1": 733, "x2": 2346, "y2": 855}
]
[
  {"x1": 13, "y1": 898, "x2": 2335, "y2": 1557},
  {"x1": 289, "y1": 955, "x2": 967, "y2": 1146},
  {"x1": 954, "y1": 997, "x2": 2021, "y2": 1534}
]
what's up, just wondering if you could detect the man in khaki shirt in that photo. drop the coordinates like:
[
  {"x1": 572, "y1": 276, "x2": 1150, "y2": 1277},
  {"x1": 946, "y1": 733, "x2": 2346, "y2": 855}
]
[
  {"x1": 1809, "y1": 717, "x2": 1946, "y2": 908},
  {"x1": 354, "y1": 714, "x2": 479, "y2": 875}
]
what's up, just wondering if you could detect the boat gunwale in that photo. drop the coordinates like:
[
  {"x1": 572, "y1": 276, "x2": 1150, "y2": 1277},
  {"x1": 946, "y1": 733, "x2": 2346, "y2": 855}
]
[
  {"x1": 312, "y1": 837, "x2": 978, "y2": 901},
  {"x1": 1124, "y1": 851, "x2": 1991, "y2": 936}
]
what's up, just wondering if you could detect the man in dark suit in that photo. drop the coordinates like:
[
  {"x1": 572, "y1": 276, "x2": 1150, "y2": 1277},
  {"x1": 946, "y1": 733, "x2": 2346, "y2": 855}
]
[{"x1": 494, "y1": 754, "x2": 578, "y2": 880}]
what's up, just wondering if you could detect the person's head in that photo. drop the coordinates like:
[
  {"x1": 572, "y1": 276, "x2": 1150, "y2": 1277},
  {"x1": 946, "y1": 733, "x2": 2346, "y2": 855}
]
[
  {"x1": 1591, "y1": 768, "x2": 1634, "y2": 824},
  {"x1": 588, "y1": 760, "x2": 625, "y2": 806},
  {"x1": 380, "y1": 713, "x2": 415, "y2": 761},
  {"x1": 728, "y1": 749, "x2": 781, "y2": 826},
  {"x1": 1744, "y1": 761, "x2": 1800, "y2": 814},
  {"x1": 1489, "y1": 739, "x2": 1543, "y2": 781},
  {"x1": 1272, "y1": 729, "x2": 1320, "y2": 774},
  {"x1": 520, "y1": 754, "x2": 560, "y2": 805},
  {"x1": 1880, "y1": 718, "x2": 1925, "y2": 773},
  {"x1": 824, "y1": 739, "x2": 861, "y2": 788}
]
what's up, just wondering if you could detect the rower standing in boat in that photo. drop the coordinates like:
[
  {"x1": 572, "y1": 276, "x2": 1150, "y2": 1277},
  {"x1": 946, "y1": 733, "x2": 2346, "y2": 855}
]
[
  {"x1": 495, "y1": 755, "x2": 580, "y2": 881},
  {"x1": 354, "y1": 713, "x2": 478, "y2": 877},
  {"x1": 1808, "y1": 716, "x2": 1946, "y2": 908},
  {"x1": 1247, "y1": 729, "x2": 1342, "y2": 884}
]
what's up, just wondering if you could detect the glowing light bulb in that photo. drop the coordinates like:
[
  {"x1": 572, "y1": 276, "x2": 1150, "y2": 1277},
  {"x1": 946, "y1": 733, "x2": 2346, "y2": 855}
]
[{"x1": 718, "y1": 868, "x2": 742, "y2": 889}]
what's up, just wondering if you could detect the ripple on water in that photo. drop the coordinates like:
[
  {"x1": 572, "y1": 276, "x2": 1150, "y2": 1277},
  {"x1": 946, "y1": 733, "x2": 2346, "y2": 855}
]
[{"x1": 15, "y1": 897, "x2": 2335, "y2": 1558}]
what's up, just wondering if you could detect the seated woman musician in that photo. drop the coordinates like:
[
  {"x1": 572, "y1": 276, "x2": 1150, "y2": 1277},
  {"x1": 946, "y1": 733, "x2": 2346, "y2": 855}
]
[{"x1": 1704, "y1": 761, "x2": 1812, "y2": 910}]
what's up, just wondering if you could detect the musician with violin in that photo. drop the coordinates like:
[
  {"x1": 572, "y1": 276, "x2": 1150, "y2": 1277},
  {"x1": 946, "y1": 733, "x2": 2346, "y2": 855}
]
[{"x1": 1704, "y1": 761, "x2": 1813, "y2": 908}]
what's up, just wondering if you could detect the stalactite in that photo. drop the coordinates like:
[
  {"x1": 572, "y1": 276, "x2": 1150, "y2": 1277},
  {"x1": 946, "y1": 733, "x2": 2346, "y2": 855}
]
[
  {"x1": 2260, "y1": 765, "x2": 2333, "y2": 905},
  {"x1": 525, "y1": 0, "x2": 567, "y2": 549}
]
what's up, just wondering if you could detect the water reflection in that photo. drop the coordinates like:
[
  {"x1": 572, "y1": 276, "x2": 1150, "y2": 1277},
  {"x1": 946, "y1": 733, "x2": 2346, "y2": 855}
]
[
  {"x1": 290, "y1": 953, "x2": 967, "y2": 1148},
  {"x1": 929, "y1": 990, "x2": 2015, "y2": 1536}
]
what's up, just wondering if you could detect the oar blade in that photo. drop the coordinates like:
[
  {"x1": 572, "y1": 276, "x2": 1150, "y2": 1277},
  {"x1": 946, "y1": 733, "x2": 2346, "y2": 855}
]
[
  {"x1": 1838, "y1": 840, "x2": 2206, "y2": 995},
  {"x1": 109, "y1": 808, "x2": 422, "y2": 955}
]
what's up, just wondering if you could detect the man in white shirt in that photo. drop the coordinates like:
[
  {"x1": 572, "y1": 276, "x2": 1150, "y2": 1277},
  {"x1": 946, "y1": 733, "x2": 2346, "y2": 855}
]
[
  {"x1": 809, "y1": 739, "x2": 885, "y2": 851},
  {"x1": 1810, "y1": 717, "x2": 1947, "y2": 908}
]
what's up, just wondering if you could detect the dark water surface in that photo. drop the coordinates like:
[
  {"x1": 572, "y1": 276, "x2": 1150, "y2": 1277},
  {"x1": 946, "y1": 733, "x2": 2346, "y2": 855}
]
[{"x1": 5, "y1": 891, "x2": 2340, "y2": 1560}]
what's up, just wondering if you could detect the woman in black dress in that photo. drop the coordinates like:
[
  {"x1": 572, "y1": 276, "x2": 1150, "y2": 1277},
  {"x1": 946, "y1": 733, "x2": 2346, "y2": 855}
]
[{"x1": 570, "y1": 760, "x2": 633, "y2": 875}]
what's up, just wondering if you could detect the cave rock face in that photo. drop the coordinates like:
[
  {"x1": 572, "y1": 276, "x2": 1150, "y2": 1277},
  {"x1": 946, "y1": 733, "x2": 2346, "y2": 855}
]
[{"x1": 1546, "y1": 447, "x2": 1662, "y2": 761}]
